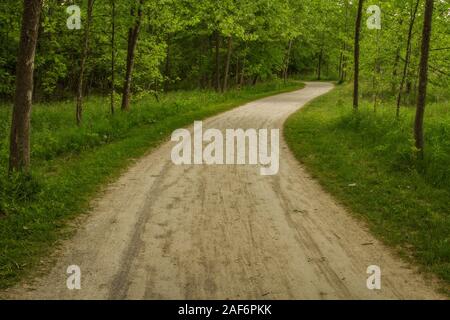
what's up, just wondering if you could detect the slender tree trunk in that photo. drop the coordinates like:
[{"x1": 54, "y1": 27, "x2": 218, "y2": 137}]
[
  {"x1": 235, "y1": 57, "x2": 239, "y2": 85},
  {"x1": 252, "y1": 75, "x2": 258, "y2": 86},
  {"x1": 208, "y1": 35, "x2": 214, "y2": 88},
  {"x1": 353, "y1": 0, "x2": 364, "y2": 110},
  {"x1": 338, "y1": 50, "x2": 344, "y2": 82},
  {"x1": 239, "y1": 59, "x2": 245, "y2": 87},
  {"x1": 390, "y1": 18, "x2": 404, "y2": 92},
  {"x1": 9, "y1": 0, "x2": 43, "y2": 172},
  {"x1": 222, "y1": 36, "x2": 233, "y2": 92},
  {"x1": 342, "y1": 62, "x2": 348, "y2": 82},
  {"x1": 239, "y1": 44, "x2": 248, "y2": 88},
  {"x1": 391, "y1": 46, "x2": 401, "y2": 92},
  {"x1": 414, "y1": 0, "x2": 434, "y2": 155},
  {"x1": 372, "y1": 29, "x2": 382, "y2": 112},
  {"x1": 214, "y1": 30, "x2": 221, "y2": 92},
  {"x1": 341, "y1": 48, "x2": 348, "y2": 83},
  {"x1": 339, "y1": 0, "x2": 350, "y2": 84},
  {"x1": 121, "y1": 0, "x2": 143, "y2": 111},
  {"x1": 283, "y1": 39, "x2": 293, "y2": 83},
  {"x1": 110, "y1": 0, "x2": 116, "y2": 115},
  {"x1": 317, "y1": 48, "x2": 323, "y2": 80},
  {"x1": 396, "y1": 0, "x2": 420, "y2": 118},
  {"x1": 338, "y1": 44, "x2": 347, "y2": 83},
  {"x1": 164, "y1": 35, "x2": 171, "y2": 92},
  {"x1": 76, "y1": 0, "x2": 94, "y2": 125},
  {"x1": 200, "y1": 35, "x2": 209, "y2": 89}
]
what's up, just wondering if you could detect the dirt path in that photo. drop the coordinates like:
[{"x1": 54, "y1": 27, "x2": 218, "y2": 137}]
[{"x1": 3, "y1": 82, "x2": 444, "y2": 299}]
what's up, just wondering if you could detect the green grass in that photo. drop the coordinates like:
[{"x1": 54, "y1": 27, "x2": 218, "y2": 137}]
[
  {"x1": 0, "y1": 80, "x2": 305, "y2": 289},
  {"x1": 285, "y1": 84, "x2": 450, "y2": 294}
]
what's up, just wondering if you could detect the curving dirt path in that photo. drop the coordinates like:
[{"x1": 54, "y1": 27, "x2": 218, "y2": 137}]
[{"x1": 3, "y1": 82, "x2": 444, "y2": 299}]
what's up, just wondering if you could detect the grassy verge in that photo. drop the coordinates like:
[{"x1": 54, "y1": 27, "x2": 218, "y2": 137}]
[
  {"x1": 0, "y1": 80, "x2": 305, "y2": 289},
  {"x1": 285, "y1": 84, "x2": 450, "y2": 294}
]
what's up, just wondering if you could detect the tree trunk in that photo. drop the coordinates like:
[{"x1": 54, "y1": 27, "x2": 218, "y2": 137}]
[
  {"x1": 214, "y1": 31, "x2": 221, "y2": 92},
  {"x1": 111, "y1": 0, "x2": 116, "y2": 115},
  {"x1": 414, "y1": 0, "x2": 434, "y2": 155},
  {"x1": 283, "y1": 39, "x2": 293, "y2": 83},
  {"x1": 338, "y1": 50, "x2": 344, "y2": 83},
  {"x1": 341, "y1": 49, "x2": 348, "y2": 83},
  {"x1": 317, "y1": 48, "x2": 323, "y2": 80},
  {"x1": 9, "y1": 0, "x2": 43, "y2": 172},
  {"x1": 76, "y1": 0, "x2": 94, "y2": 126},
  {"x1": 372, "y1": 29, "x2": 381, "y2": 112},
  {"x1": 353, "y1": 0, "x2": 364, "y2": 110},
  {"x1": 391, "y1": 46, "x2": 401, "y2": 92},
  {"x1": 222, "y1": 36, "x2": 233, "y2": 93},
  {"x1": 239, "y1": 59, "x2": 245, "y2": 87},
  {"x1": 339, "y1": 1, "x2": 350, "y2": 84},
  {"x1": 391, "y1": 18, "x2": 404, "y2": 92},
  {"x1": 396, "y1": 0, "x2": 420, "y2": 118},
  {"x1": 121, "y1": 0, "x2": 143, "y2": 111},
  {"x1": 164, "y1": 35, "x2": 171, "y2": 92},
  {"x1": 252, "y1": 75, "x2": 258, "y2": 86},
  {"x1": 199, "y1": 35, "x2": 209, "y2": 89},
  {"x1": 235, "y1": 57, "x2": 240, "y2": 85}
]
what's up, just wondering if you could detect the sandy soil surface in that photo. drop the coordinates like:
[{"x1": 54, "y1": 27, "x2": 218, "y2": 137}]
[{"x1": 2, "y1": 82, "x2": 444, "y2": 299}]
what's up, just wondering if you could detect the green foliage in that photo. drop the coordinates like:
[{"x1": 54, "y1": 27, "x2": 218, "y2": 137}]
[
  {"x1": 0, "y1": 0, "x2": 309, "y2": 100},
  {"x1": 0, "y1": 0, "x2": 448, "y2": 99}
]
